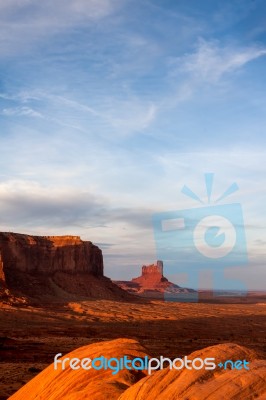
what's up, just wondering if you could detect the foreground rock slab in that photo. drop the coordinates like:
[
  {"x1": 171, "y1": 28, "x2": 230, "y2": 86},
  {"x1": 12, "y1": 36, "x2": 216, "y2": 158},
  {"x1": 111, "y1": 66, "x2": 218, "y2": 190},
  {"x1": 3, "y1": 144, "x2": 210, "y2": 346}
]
[{"x1": 9, "y1": 339, "x2": 266, "y2": 400}]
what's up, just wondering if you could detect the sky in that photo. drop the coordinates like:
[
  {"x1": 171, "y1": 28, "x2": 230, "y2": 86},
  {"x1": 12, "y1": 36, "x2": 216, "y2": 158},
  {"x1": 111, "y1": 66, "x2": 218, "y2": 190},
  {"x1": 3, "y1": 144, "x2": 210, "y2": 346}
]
[{"x1": 0, "y1": 0, "x2": 266, "y2": 290}]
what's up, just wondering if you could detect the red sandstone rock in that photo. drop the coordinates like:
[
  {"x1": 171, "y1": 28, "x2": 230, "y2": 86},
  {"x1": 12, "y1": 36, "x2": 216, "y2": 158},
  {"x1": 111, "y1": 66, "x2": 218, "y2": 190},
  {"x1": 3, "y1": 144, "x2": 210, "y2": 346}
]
[
  {"x1": 119, "y1": 343, "x2": 266, "y2": 400},
  {"x1": 8, "y1": 338, "x2": 149, "y2": 400},
  {"x1": 0, "y1": 232, "x2": 132, "y2": 302},
  {"x1": 132, "y1": 260, "x2": 167, "y2": 288},
  {"x1": 8, "y1": 340, "x2": 266, "y2": 400},
  {"x1": 0, "y1": 251, "x2": 5, "y2": 284},
  {"x1": 0, "y1": 232, "x2": 103, "y2": 276},
  {"x1": 0, "y1": 251, "x2": 7, "y2": 297},
  {"x1": 114, "y1": 260, "x2": 196, "y2": 299}
]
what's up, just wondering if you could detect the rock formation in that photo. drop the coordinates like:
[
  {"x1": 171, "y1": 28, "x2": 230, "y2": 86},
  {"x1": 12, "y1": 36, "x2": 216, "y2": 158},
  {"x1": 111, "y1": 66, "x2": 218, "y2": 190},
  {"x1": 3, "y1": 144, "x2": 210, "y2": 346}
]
[
  {"x1": 119, "y1": 342, "x2": 266, "y2": 400},
  {"x1": 0, "y1": 232, "x2": 131, "y2": 302},
  {"x1": 132, "y1": 260, "x2": 168, "y2": 288},
  {"x1": 9, "y1": 339, "x2": 266, "y2": 400},
  {"x1": 114, "y1": 260, "x2": 196, "y2": 299},
  {"x1": 0, "y1": 251, "x2": 7, "y2": 296},
  {"x1": 0, "y1": 251, "x2": 5, "y2": 284},
  {"x1": 0, "y1": 232, "x2": 103, "y2": 276}
]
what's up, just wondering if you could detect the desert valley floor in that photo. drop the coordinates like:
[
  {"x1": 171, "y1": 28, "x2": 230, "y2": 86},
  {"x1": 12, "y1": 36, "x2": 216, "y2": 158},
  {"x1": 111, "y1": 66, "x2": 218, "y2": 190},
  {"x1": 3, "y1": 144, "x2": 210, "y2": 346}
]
[{"x1": 1, "y1": 295, "x2": 266, "y2": 399}]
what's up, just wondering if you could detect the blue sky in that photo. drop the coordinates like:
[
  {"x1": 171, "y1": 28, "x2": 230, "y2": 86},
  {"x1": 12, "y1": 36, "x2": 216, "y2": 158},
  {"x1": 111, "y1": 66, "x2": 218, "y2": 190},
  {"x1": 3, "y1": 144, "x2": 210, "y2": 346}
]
[{"x1": 0, "y1": 0, "x2": 266, "y2": 290}]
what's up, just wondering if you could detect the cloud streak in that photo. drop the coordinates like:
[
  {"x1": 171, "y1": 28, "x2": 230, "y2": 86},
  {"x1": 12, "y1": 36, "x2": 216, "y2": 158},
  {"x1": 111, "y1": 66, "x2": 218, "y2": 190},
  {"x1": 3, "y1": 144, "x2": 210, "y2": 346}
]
[
  {"x1": 179, "y1": 39, "x2": 266, "y2": 83},
  {"x1": 1, "y1": 106, "x2": 43, "y2": 118},
  {"x1": 0, "y1": 88, "x2": 157, "y2": 137},
  {"x1": 0, "y1": 0, "x2": 120, "y2": 56},
  {"x1": 0, "y1": 180, "x2": 153, "y2": 230},
  {"x1": 160, "y1": 39, "x2": 266, "y2": 114}
]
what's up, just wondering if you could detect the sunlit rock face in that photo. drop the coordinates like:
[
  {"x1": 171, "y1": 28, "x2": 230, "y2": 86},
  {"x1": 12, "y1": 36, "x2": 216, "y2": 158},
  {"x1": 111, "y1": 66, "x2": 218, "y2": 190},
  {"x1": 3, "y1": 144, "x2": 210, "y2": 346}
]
[
  {"x1": 9, "y1": 340, "x2": 266, "y2": 400},
  {"x1": 132, "y1": 260, "x2": 167, "y2": 288},
  {"x1": 0, "y1": 232, "x2": 103, "y2": 276},
  {"x1": 0, "y1": 232, "x2": 132, "y2": 301}
]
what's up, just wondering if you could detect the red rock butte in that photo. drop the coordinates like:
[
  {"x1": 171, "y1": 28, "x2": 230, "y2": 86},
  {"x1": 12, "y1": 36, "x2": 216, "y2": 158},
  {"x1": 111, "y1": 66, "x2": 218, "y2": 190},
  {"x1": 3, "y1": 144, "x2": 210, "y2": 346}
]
[
  {"x1": 0, "y1": 232, "x2": 103, "y2": 276},
  {"x1": 0, "y1": 232, "x2": 131, "y2": 302},
  {"x1": 114, "y1": 260, "x2": 196, "y2": 299},
  {"x1": 132, "y1": 260, "x2": 166, "y2": 288}
]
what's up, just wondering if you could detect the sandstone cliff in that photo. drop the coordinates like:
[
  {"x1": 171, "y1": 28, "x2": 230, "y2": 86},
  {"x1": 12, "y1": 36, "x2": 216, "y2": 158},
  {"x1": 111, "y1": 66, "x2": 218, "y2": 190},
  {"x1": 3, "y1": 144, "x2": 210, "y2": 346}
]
[
  {"x1": 0, "y1": 232, "x2": 103, "y2": 276},
  {"x1": 0, "y1": 232, "x2": 130, "y2": 302},
  {"x1": 0, "y1": 251, "x2": 7, "y2": 297}
]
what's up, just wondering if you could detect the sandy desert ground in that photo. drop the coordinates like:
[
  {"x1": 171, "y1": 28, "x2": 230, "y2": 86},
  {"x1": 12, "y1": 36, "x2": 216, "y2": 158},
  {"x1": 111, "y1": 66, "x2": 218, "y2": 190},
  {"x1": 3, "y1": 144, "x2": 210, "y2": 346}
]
[{"x1": 1, "y1": 295, "x2": 266, "y2": 399}]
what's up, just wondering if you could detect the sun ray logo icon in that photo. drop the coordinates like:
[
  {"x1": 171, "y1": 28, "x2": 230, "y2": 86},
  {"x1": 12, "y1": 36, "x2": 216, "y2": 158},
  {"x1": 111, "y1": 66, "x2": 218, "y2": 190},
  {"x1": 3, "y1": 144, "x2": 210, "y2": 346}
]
[{"x1": 181, "y1": 173, "x2": 239, "y2": 204}]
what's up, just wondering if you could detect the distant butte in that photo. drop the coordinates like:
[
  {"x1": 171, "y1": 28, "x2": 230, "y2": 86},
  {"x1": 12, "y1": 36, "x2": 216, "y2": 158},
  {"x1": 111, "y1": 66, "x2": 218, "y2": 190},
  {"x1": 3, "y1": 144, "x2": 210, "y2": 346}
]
[
  {"x1": 114, "y1": 260, "x2": 196, "y2": 299},
  {"x1": 132, "y1": 260, "x2": 167, "y2": 288}
]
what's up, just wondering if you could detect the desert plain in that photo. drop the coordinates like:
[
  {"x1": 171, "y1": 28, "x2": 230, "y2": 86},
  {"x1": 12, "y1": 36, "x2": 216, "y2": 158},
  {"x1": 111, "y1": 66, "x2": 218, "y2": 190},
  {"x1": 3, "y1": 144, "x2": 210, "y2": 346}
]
[{"x1": 1, "y1": 293, "x2": 266, "y2": 399}]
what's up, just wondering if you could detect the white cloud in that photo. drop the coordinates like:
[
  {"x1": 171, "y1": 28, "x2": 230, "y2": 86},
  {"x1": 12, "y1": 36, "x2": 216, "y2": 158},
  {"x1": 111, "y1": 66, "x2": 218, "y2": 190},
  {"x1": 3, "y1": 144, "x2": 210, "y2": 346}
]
[
  {"x1": 0, "y1": 0, "x2": 120, "y2": 56},
  {"x1": 163, "y1": 39, "x2": 266, "y2": 109},
  {"x1": 103, "y1": 100, "x2": 157, "y2": 134},
  {"x1": 0, "y1": 0, "x2": 115, "y2": 21},
  {"x1": 1, "y1": 106, "x2": 43, "y2": 118},
  {"x1": 178, "y1": 39, "x2": 266, "y2": 83},
  {"x1": 46, "y1": 92, "x2": 157, "y2": 134},
  {"x1": 0, "y1": 180, "x2": 153, "y2": 228},
  {"x1": 1, "y1": 89, "x2": 157, "y2": 136}
]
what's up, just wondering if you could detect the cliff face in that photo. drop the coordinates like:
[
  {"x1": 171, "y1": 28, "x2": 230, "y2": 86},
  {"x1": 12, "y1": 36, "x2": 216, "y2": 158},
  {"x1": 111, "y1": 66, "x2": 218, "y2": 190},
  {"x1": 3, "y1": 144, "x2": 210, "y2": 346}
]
[
  {"x1": 0, "y1": 232, "x2": 135, "y2": 302},
  {"x1": 0, "y1": 251, "x2": 7, "y2": 296},
  {"x1": 0, "y1": 232, "x2": 103, "y2": 277}
]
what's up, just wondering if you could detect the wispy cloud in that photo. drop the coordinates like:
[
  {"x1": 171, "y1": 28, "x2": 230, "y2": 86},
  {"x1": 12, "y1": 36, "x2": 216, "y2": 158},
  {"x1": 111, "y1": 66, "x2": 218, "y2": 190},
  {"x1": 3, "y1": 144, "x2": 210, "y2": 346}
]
[
  {"x1": 0, "y1": 0, "x2": 117, "y2": 24},
  {"x1": 163, "y1": 39, "x2": 266, "y2": 109},
  {"x1": 102, "y1": 99, "x2": 157, "y2": 134},
  {"x1": 178, "y1": 39, "x2": 266, "y2": 83},
  {"x1": 39, "y1": 92, "x2": 157, "y2": 133},
  {"x1": 0, "y1": 0, "x2": 121, "y2": 56},
  {"x1": 0, "y1": 89, "x2": 157, "y2": 136},
  {"x1": 1, "y1": 106, "x2": 43, "y2": 118}
]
